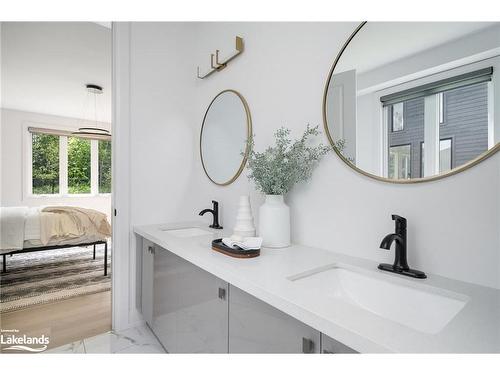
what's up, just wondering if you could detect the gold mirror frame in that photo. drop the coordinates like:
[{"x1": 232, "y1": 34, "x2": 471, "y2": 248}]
[
  {"x1": 200, "y1": 89, "x2": 252, "y2": 186},
  {"x1": 322, "y1": 21, "x2": 500, "y2": 184}
]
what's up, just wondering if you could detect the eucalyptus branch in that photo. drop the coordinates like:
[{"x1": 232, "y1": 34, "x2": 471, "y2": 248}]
[{"x1": 243, "y1": 125, "x2": 331, "y2": 195}]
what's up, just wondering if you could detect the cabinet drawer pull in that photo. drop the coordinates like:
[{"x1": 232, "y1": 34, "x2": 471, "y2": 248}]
[
  {"x1": 148, "y1": 246, "x2": 155, "y2": 254},
  {"x1": 218, "y1": 287, "x2": 226, "y2": 300},
  {"x1": 302, "y1": 337, "x2": 315, "y2": 353}
]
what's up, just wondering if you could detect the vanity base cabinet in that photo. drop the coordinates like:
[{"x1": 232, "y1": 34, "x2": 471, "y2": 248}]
[
  {"x1": 152, "y1": 247, "x2": 228, "y2": 353},
  {"x1": 140, "y1": 236, "x2": 355, "y2": 354},
  {"x1": 228, "y1": 285, "x2": 320, "y2": 353},
  {"x1": 141, "y1": 239, "x2": 155, "y2": 326},
  {"x1": 321, "y1": 333, "x2": 357, "y2": 354}
]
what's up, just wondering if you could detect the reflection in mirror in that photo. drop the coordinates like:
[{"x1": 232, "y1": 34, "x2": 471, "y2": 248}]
[
  {"x1": 200, "y1": 90, "x2": 252, "y2": 185},
  {"x1": 324, "y1": 22, "x2": 500, "y2": 182}
]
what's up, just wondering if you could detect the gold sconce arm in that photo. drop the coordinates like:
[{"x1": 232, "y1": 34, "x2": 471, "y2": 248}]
[
  {"x1": 214, "y1": 50, "x2": 226, "y2": 69},
  {"x1": 211, "y1": 53, "x2": 216, "y2": 69},
  {"x1": 216, "y1": 36, "x2": 243, "y2": 66},
  {"x1": 197, "y1": 36, "x2": 244, "y2": 79}
]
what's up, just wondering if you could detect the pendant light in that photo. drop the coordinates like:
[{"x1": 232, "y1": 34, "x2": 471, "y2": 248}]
[{"x1": 72, "y1": 84, "x2": 111, "y2": 139}]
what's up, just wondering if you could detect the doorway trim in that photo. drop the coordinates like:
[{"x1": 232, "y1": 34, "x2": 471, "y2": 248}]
[{"x1": 111, "y1": 22, "x2": 132, "y2": 331}]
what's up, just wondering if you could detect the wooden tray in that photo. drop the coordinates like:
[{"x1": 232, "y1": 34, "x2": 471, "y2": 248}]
[{"x1": 211, "y1": 239, "x2": 260, "y2": 258}]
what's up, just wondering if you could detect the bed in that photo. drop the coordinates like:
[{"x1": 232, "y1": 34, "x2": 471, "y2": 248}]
[{"x1": 0, "y1": 206, "x2": 111, "y2": 275}]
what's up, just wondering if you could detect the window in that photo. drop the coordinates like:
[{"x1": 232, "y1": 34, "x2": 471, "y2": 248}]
[
  {"x1": 32, "y1": 133, "x2": 60, "y2": 194},
  {"x1": 438, "y1": 92, "x2": 445, "y2": 124},
  {"x1": 389, "y1": 144, "x2": 411, "y2": 179},
  {"x1": 420, "y1": 139, "x2": 452, "y2": 177},
  {"x1": 391, "y1": 102, "x2": 404, "y2": 132},
  {"x1": 98, "y1": 140, "x2": 112, "y2": 194},
  {"x1": 382, "y1": 67, "x2": 492, "y2": 179},
  {"x1": 439, "y1": 138, "x2": 452, "y2": 173},
  {"x1": 29, "y1": 128, "x2": 111, "y2": 196},
  {"x1": 68, "y1": 137, "x2": 91, "y2": 194}
]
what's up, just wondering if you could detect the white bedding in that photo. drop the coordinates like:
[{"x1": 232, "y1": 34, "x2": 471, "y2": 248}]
[
  {"x1": 24, "y1": 206, "x2": 42, "y2": 241},
  {"x1": 1, "y1": 206, "x2": 111, "y2": 253},
  {"x1": 0, "y1": 206, "x2": 28, "y2": 250}
]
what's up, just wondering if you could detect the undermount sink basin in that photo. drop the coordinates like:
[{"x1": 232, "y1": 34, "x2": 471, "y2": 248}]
[
  {"x1": 161, "y1": 227, "x2": 213, "y2": 238},
  {"x1": 288, "y1": 264, "x2": 468, "y2": 334}
]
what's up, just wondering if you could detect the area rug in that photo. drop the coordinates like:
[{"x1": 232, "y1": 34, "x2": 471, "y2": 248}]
[{"x1": 0, "y1": 246, "x2": 111, "y2": 313}]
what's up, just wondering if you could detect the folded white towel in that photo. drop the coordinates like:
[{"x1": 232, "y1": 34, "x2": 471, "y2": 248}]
[{"x1": 222, "y1": 237, "x2": 262, "y2": 251}]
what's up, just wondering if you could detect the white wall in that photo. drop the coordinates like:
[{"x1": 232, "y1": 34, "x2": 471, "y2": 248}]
[
  {"x1": 355, "y1": 93, "x2": 381, "y2": 174},
  {"x1": 184, "y1": 22, "x2": 500, "y2": 289},
  {"x1": 123, "y1": 21, "x2": 499, "y2": 325},
  {"x1": 0, "y1": 108, "x2": 111, "y2": 218},
  {"x1": 117, "y1": 23, "x2": 197, "y2": 326},
  {"x1": 128, "y1": 22, "x2": 196, "y2": 227}
]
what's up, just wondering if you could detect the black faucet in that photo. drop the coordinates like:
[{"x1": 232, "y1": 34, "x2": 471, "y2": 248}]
[
  {"x1": 199, "y1": 200, "x2": 223, "y2": 229},
  {"x1": 378, "y1": 215, "x2": 426, "y2": 279}
]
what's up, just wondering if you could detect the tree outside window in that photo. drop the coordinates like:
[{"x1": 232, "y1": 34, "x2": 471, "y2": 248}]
[
  {"x1": 30, "y1": 131, "x2": 111, "y2": 195},
  {"x1": 32, "y1": 133, "x2": 60, "y2": 194},
  {"x1": 68, "y1": 137, "x2": 91, "y2": 194},
  {"x1": 99, "y1": 140, "x2": 112, "y2": 194}
]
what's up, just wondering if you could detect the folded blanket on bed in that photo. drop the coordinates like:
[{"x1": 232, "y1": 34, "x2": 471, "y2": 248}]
[
  {"x1": 0, "y1": 206, "x2": 29, "y2": 250},
  {"x1": 40, "y1": 206, "x2": 111, "y2": 245}
]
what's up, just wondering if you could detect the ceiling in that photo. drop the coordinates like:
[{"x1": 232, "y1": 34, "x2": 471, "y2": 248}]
[
  {"x1": 1, "y1": 22, "x2": 111, "y2": 122},
  {"x1": 337, "y1": 22, "x2": 499, "y2": 74}
]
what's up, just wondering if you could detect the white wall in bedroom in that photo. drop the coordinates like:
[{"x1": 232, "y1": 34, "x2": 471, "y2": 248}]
[
  {"x1": 0, "y1": 108, "x2": 112, "y2": 218},
  {"x1": 0, "y1": 22, "x2": 112, "y2": 219}
]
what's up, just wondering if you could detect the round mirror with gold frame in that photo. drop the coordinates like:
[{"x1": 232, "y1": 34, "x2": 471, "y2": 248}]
[
  {"x1": 200, "y1": 89, "x2": 252, "y2": 186},
  {"x1": 323, "y1": 21, "x2": 500, "y2": 183}
]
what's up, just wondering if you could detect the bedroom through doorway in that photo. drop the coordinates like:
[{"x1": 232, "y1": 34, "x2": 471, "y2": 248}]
[{"x1": 0, "y1": 22, "x2": 113, "y2": 352}]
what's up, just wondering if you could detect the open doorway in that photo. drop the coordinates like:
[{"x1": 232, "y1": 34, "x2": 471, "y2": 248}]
[{"x1": 0, "y1": 22, "x2": 112, "y2": 351}]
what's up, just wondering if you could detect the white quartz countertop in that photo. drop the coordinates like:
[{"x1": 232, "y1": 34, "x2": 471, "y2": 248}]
[{"x1": 134, "y1": 222, "x2": 500, "y2": 353}]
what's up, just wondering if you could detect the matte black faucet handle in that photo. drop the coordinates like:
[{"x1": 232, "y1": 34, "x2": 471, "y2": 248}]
[
  {"x1": 212, "y1": 200, "x2": 218, "y2": 208},
  {"x1": 391, "y1": 214, "x2": 406, "y2": 226},
  {"x1": 391, "y1": 215, "x2": 407, "y2": 235}
]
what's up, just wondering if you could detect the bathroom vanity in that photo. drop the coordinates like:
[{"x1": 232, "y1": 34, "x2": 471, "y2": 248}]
[
  {"x1": 140, "y1": 234, "x2": 331, "y2": 353},
  {"x1": 135, "y1": 222, "x2": 500, "y2": 353}
]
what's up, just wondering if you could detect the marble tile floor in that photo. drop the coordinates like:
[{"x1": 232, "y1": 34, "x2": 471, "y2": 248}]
[{"x1": 44, "y1": 324, "x2": 165, "y2": 354}]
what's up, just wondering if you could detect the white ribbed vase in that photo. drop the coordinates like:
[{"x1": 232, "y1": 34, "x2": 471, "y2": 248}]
[
  {"x1": 258, "y1": 195, "x2": 290, "y2": 248},
  {"x1": 232, "y1": 195, "x2": 256, "y2": 239}
]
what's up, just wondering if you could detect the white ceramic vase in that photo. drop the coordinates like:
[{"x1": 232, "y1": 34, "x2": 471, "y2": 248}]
[
  {"x1": 231, "y1": 195, "x2": 256, "y2": 240},
  {"x1": 258, "y1": 195, "x2": 290, "y2": 248}
]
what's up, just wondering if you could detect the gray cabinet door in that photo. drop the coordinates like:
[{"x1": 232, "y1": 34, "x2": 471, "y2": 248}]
[
  {"x1": 152, "y1": 247, "x2": 228, "y2": 353},
  {"x1": 141, "y1": 239, "x2": 155, "y2": 326},
  {"x1": 228, "y1": 285, "x2": 320, "y2": 353},
  {"x1": 321, "y1": 333, "x2": 357, "y2": 354}
]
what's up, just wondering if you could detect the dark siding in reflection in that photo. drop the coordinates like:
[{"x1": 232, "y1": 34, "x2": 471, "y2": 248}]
[{"x1": 388, "y1": 82, "x2": 489, "y2": 178}]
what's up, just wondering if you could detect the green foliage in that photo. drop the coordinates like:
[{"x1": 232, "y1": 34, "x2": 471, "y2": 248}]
[
  {"x1": 32, "y1": 134, "x2": 60, "y2": 194},
  {"x1": 99, "y1": 140, "x2": 112, "y2": 193},
  {"x1": 31, "y1": 134, "x2": 112, "y2": 195},
  {"x1": 332, "y1": 138, "x2": 354, "y2": 163},
  {"x1": 68, "y1": 137, "x2": 91, "y2": 194},
  {"x1": 245, "y1": 125, "x2": 331, "y2": 195}
]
